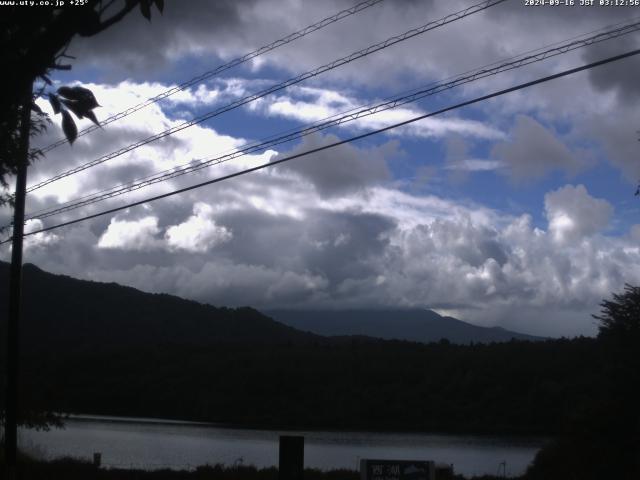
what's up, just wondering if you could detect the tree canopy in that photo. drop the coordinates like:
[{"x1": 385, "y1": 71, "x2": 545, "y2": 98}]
[
  {"x1": 594, "y1": 284, "x2": 640, "y2": 345},
  {"x1": 526, "y1": 285, "x2": 640, "y2": 480}
]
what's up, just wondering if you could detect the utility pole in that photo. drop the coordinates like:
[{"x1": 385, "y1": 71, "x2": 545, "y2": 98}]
[{"x1": 5, "y1": 82, "x2": 32, "y2": 477}]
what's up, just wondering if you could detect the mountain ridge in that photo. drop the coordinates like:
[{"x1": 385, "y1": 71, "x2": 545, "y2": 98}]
[
  {"x1": 265, "y1": 308, "x2": 545, "y2": 344},
  {"x1": 0, "y1": 261, "x2": 318, "y2": 353},
  {"x1": 0, "y1": 261, "x2": 542, "y2": 349}
]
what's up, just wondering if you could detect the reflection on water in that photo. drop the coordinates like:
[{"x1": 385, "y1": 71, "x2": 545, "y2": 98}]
[{"x1": 19, "y1": 415, "x2": 546, "y2": 477}]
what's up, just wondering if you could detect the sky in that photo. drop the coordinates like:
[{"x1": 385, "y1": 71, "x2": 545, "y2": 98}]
[{"x1": 2, "y1": 0, "x2": 640, "y2": 337}]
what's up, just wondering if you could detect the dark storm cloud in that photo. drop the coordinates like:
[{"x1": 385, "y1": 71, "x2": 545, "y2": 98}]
[
  {"x1": 582, "y1": 35, "x2": 640, "y2": 101},
  {"x1": 213, "y1": 205, "x2": 396, "y2": 284},
  {"x1": 67, "y1": 0, "x2": 446, "y2": 85},
  {"x1": 69, "y1": 0, "x2": 259, "y2": 75},
  {"x1": 301, "y1": 209, "x2": 395, "y2": 275},
  {"x1": 270, "y1": 133, "x2": 394, "y2": 197},
  {"x1": 64, "y1": 0, "x2": 636, "y2": 96}
]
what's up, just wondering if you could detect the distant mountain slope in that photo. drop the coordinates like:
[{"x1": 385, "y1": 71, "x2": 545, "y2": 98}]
[
  {"x1": 265, "y1": 309, "x2": 544, "y2": 344},
  {"x1": 0, "y1": 262, "x2": 317, "y2": 353}
]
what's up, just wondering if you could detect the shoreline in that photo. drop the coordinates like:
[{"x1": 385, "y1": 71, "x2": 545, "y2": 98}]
[
  {"x1": 0, "y1": 456, "x2": 500, "y2": 480},
  {"x1": 18, "y1": 416, "x2": 543, "y2": 476},
  {"x1": 61, "y1": 413, "x2": 554, "y2": 441}
]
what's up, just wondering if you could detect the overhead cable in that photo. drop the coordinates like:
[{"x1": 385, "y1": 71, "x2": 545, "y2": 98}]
[
  {"x1": 23, "y1": 19, "x2": 640, "y2": 222},
  {"x1": 5, "y1": 47, "x2": 638, "y2": 244},
  {"x1": 39, "y1": 0, "x2": 387, "y2": 154},
  {"x1": 27, "y1": 0, "x2": 508, "y2": 192}
]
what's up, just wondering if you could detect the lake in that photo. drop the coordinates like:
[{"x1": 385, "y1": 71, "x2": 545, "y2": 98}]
[{"x1": 18, "y1": 415, "x2": 546, "y2": 477}]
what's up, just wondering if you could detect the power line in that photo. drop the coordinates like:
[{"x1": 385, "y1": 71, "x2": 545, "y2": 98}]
[
  {"x1": 26, "y1": 0, "x2": 507, "y2": 193},
  {"x1": 31, "y1": 0, "x2": 504, "y2": 191},
  {"x1": 27, "y1": 18, "x2": 640, "y2": 218},
  {"x1": 23, "y1": 19, "x2": 640, "y2": 222},
  {"x1": 28, "y1": 15, "x2": 640, "y2": 220},
  {"x1": 38, "y1": 0, "x2": 387, "y2": 154},
  {"x1": 6, "y1": 47, "x2": 638, "y2": 245}
]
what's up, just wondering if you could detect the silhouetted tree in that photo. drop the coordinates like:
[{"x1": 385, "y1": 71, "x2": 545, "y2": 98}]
[
  {"x1": 595, "y1": 284, "x2": 640, "y2": 345},
  {"x1": 526, "y1": 285, "x2": 640, "y2": 480},
  {"x1": 0, "y1": 0, "x2": 164, "y2": 205},
  {"x1": 0, "y1": 0, "x2": 164, "y2": 434},
  {"x1": 593, "y1": 284, "x2": 640, "y2": 452}
]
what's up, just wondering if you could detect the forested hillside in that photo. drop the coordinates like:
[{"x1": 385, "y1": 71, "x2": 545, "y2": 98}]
[
  {"x1": 15, "y1": 338, "x2": 603, "y2": 435},
  {"x1": 0, "y1": 262, "x2": 606, "y2": 435}
]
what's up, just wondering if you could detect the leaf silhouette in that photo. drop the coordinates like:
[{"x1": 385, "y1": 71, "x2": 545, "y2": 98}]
[
  {"x1": 154, "y1": 0, "x2": 164, "y2": 13},
  {"x1": 58, "y1": 86, "x2": 99, "y2": 109},
  {"x1": 61, "y1": 110, "x2": 78, "y2": 144},
  {"x1": 61, "y1": 98, "x2": 85, "y2": 119},
  {"x1": 84, "y1": 109, "x2": 100, "y2": 127},
  {"x1": 140, "y1": 0, "x2": 151, "y2": 20},
  {"x1": 49, "y1": 94, "x2": 61, "y2": 114},
  {"x1": 31, "y1": 102, "x2": 44, "y2": 115},
  {"x1": 57, "y1": 86, "x2": 75, "y2": 98}
]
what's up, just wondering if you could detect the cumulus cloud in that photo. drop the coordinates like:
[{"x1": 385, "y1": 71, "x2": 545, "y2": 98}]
[
  {"x1": 165, "y1": 203, "x2": 232, "y2": 252},
  {"x1": 379, "y1": 208, "x2": 638, "y2": 336},
  {"x1": 7, "y1": 172, "x2": 639, "y2": 338},
  {"x1": 25, "y1": 81, "x2": 247, "y2": 213},
  {"x1": 23, "y1": 219, "x2": 59, "y2": 251},
  {"x1": 95, "y1": 204, "x2": 233, "y2": 253},
  {"x1": 98, "y1": 216, "x2": 161, "y2": 250},
  {"x1": 544, "y1": 184, "x2": 613, "y2": 244}
]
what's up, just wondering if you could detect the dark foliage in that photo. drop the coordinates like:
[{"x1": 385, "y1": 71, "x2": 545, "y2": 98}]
[
  {"x1": 594, "y1": 284, "x2": 640, "y2": 347},
  {"x1": 525, "y1": 285, "x2": 640, "y2": 480},
  {"x1": 14, "y1": 339, "x2": 602, "y2": 435}
]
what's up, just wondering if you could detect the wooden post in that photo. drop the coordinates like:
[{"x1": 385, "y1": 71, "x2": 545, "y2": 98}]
[
  {"x1": 5, "y1": 83, "x2": 32, "y2": 476},
  {"x1": 279, "y1": 435, "x2": 304, "y2": 480}
]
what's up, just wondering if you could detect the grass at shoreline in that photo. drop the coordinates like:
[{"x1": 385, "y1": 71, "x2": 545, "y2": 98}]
[
  {"x1": 0, "y1": 458, "x2": 351, "y2": 480},
  {"x1": 0, "y1": 456, "x2": 509, "y2": 480}
]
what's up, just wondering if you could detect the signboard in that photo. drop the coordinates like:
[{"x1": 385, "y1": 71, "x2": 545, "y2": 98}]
[{"x1": 360, "y1": 459, "x2": 435, "y2": 480}]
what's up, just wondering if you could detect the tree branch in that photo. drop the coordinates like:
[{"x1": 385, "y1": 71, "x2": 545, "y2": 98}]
[
  {"x1": 79, "y1": 0, "x2": 140, "y2": 37},
  {"x1": 99, "y1": 0, "x2": 118, "y2": 16}
]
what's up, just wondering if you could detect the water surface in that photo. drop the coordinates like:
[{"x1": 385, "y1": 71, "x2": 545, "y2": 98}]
[{"x1": 19, "y1": 415, "x2": 545, "y2": 477}]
